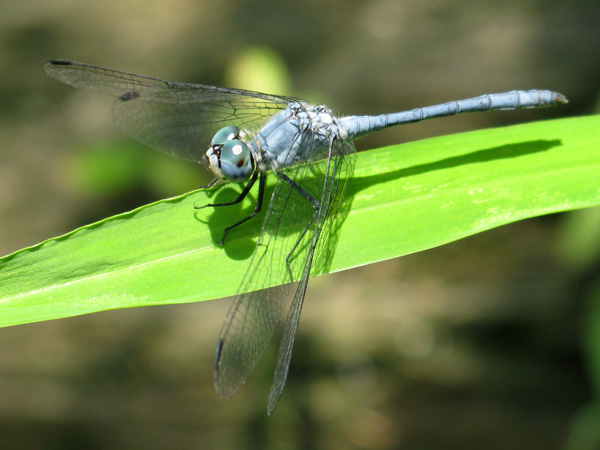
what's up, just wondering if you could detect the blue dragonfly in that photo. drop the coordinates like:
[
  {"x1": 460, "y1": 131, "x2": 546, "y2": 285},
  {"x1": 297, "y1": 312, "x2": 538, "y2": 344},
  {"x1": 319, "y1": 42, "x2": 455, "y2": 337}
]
[{"x1": 44, "y1": 59, "x2": 567, "y2": 414}]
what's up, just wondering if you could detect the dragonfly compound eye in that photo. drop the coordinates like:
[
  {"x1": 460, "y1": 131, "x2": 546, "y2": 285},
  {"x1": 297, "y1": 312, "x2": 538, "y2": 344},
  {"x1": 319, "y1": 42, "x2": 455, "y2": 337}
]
[
  {"x1": 211, "y1": 125, "x2": 240, "y2": 147},
  {"x1": 220, "y1": 139, "x2": 254, "y2": 183}
]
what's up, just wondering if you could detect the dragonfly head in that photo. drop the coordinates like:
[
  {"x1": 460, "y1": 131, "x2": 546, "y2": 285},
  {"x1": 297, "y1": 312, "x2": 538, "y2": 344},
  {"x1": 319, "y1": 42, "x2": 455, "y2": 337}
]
[{"x1": 205, "y1": 126, "x2": 254, "y2": 183}]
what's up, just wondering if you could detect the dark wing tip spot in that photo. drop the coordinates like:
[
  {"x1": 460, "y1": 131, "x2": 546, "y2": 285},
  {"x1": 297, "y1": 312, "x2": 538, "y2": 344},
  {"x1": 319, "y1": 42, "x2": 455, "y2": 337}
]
[
  {"x1": 48, "y1": 59, "x2": 73, "y2": 66},
  {"x1": 214, "y1": 339, "x2": 224, "y2": 371},
  {"x1": 119, "y1": 91, "x2": 140, "y2": 101}
]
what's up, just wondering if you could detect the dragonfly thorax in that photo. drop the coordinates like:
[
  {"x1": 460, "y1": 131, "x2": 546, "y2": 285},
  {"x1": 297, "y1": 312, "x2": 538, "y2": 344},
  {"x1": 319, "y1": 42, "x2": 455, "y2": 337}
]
[
  {"x1": 256, "y1": 103, "x2": 340, "y2": 171},
  {"x1": 205, "y1": 126, "x2": 255, "y2": 183}
]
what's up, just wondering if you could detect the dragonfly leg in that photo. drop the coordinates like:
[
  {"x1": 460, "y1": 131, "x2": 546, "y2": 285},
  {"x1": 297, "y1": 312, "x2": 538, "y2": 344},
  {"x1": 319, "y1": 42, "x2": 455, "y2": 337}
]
[
  {"x1": 196, "y1": 177, "x2": 221, "y2": 191},
  {"x1": 276, "y1": 171, "x2": 319, "y2": 209},
  {"x1": 275, "y1": 171, "x2": 320, "y2": 282},
  {"x1": 214, "y1": 172, "x2": 265, "y2": 245},
  {"x1": 195, "y1": 171, "x2": 259, "y2": 210}
]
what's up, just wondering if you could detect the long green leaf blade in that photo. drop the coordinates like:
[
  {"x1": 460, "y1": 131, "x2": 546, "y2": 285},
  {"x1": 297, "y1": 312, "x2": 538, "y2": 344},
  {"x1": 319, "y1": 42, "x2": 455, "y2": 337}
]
[{"x1": 1, "y1": 115, "x2": 598, "y2": 327}]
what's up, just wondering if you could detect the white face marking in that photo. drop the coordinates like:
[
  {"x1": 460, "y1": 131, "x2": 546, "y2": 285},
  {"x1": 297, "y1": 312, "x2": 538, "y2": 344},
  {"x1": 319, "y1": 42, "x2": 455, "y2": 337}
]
[{"x1": 232, "y1": 144, "x2": 243, "y2": 155}]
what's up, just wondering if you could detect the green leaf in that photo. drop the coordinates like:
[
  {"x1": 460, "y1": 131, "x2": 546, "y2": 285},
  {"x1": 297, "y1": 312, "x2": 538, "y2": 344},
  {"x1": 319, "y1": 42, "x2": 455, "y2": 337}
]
[{"x1": 1, "y1": 115, "x2": 599, "y2": 327}]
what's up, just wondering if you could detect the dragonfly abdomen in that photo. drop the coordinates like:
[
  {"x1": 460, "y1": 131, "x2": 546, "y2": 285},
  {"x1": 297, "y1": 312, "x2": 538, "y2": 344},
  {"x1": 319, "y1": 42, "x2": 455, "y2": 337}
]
[{"x1": 339, "y1": 89, "x2": 567, "y2": 140}]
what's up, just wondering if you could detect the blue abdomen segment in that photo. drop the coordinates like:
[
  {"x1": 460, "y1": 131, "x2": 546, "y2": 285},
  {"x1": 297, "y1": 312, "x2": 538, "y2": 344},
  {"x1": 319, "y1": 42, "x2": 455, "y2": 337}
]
[{"x1": 339, "y1": 90, "x2": 567, "y2": 140}]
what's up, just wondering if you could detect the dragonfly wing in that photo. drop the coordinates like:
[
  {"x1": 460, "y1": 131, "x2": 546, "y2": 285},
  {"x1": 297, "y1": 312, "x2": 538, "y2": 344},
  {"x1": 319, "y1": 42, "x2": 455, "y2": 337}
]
[
  {"x1": 213, "y1": 129, "x2": 322, "y2": 398},
  {"x1": 44, "y1": 60, "x2": 300, "y2": 161},
  {"x1": 214, "y1": 119, "x2": 355, "y2": 410},
  {"x1": 111, "y1": 99, "x2": 288, "y2": 162},
  {"x1": 213, "y1": 170, "x2": 309, "y2": 397},
  {"x1": 214, "y1": 282, "x2": 297, "y2": 399},
  {"x1": 267, "y1": 137, "x2": 356, "y2": 414}
]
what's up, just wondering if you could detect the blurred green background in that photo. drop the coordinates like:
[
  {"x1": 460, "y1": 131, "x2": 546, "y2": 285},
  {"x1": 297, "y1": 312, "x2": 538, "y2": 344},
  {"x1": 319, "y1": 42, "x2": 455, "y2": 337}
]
[{"x1": 1, "y1": 0, "x2": 599, "y2": 448}]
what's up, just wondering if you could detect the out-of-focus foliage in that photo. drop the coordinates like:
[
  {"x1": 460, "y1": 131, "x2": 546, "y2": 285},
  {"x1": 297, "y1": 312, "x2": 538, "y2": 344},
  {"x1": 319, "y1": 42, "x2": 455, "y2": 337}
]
[{"x1": 1, "y1": 0, "x2": 599, "y2": 448}]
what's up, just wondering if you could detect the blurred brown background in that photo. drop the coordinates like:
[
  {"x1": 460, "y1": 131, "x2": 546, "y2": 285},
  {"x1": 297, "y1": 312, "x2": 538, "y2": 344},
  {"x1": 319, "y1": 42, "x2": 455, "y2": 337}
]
[{"x1": 1, "y1": 0, "x2": 599, "y2": 448}]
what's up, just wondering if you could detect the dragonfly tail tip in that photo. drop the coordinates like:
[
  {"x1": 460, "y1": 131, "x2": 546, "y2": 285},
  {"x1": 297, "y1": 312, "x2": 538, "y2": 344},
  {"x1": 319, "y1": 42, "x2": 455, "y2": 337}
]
[{"x1": 555, "y1": 92, "x2": 568, "y2": 104}]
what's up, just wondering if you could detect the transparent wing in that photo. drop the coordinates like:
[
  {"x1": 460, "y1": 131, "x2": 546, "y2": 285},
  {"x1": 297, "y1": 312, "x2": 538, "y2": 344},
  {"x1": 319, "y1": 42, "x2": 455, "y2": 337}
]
[
  {"x1": 213, "y1": 128, "x2": 356, "y2": 410},
  {"x1": 213, "y1": 132, "x2": 316, "y2": 399},
  {"x1": 267, "y1": 137, "x2": 356, "y2": 414},
  {"x1": 44, "y1": 59, "x2": 300, "y2": 161}
]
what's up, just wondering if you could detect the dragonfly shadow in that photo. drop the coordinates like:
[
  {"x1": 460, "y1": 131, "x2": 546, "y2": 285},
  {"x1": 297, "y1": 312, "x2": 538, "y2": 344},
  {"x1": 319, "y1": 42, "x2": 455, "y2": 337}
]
[
  {"x1": 194, "y1": 160, "x2": 354, "y2": 271},
  {"x1": 347, "y1": 139, "x2": 563, "y2": 197},
  {"x1": 194, "y1": 139, "x2": 560, "y2": 265},
  {"x1": 194, "y1": 185, "x2": 267, "y2": 261},
  {"x1": 194, "y1": 180, "x2": 322, "y2": 263}
]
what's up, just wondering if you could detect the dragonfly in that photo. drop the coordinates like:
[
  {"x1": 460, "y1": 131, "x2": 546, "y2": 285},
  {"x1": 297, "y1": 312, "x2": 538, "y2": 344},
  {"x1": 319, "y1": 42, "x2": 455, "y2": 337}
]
[{"x1": 44, "y1": 59, "x2": 567, "y2": 414}]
